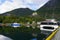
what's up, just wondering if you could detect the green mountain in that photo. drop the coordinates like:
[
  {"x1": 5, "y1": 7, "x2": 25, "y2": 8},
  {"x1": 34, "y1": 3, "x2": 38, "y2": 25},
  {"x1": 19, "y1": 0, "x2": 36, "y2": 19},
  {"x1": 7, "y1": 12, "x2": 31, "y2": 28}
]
[
  {"x1": 0, "y1": 0, "x2": 60, "y2": 20},
  {"x1": 1, "y1": 8, "x2": 34, "y2": 16},
  {"x1": 37, "y1": 0, "x2": 60, "y2": 19}
]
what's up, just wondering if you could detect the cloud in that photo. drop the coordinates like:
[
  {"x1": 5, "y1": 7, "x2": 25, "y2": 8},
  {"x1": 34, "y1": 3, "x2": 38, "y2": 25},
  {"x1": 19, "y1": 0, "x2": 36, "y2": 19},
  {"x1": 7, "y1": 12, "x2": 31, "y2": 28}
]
[{"x1": 0, "y1": 0, "x2": 50, "y2": 14}]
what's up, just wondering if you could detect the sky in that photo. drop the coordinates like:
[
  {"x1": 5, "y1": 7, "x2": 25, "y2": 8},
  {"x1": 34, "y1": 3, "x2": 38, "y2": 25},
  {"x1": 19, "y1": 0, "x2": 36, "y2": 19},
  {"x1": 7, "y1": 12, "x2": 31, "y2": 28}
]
[
  {"x1": 0, "y1": 0, "x2": 13, "y2": 5},
  {"x1": 0, "y1": 0, "x2": 50, "y2": 14}
]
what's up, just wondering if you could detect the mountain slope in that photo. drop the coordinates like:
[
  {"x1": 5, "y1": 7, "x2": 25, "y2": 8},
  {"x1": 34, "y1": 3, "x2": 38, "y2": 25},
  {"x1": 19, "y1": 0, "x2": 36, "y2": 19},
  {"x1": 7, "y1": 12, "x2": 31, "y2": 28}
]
[
  {"x1": 1, "y1": 8, "x2": 34, "y2": 16},
  {"x1": 0, "y1": 0, "x2": 60, "y2": 20}
]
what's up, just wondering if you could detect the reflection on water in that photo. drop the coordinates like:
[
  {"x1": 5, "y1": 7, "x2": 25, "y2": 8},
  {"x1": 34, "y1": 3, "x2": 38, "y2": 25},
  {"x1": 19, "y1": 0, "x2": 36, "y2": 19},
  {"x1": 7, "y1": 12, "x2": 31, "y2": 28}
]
[
  {"x1": 0, "y1": 26, "x2": 46, "y2": 40},
  {"x1": 31, "y1": 38, "x2": 37, "y2": 40}
]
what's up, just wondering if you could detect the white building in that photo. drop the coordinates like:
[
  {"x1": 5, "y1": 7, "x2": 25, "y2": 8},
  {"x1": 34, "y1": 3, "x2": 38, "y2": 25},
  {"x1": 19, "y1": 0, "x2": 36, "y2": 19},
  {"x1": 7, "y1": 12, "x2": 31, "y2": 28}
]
[
  {"x1": 37, "y1": 22, "x2": 41, "y2": 28},
  {"x1": 32, "y1": 12, "x2": 38, "y2": 16}
]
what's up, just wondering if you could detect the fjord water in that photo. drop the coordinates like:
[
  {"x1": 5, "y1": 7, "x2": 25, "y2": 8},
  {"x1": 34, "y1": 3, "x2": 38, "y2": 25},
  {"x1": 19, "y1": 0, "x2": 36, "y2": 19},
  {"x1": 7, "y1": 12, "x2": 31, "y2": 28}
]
[{"x1": 0, "y1": 26, "x2": 46, "y2": 40}]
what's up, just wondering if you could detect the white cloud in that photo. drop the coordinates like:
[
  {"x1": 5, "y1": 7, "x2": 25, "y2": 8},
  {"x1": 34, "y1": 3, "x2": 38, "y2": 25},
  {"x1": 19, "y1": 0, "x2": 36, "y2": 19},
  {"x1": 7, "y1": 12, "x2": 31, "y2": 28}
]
[{"x1": 0, "y1": 0, "x2": 50, "y2": 14}]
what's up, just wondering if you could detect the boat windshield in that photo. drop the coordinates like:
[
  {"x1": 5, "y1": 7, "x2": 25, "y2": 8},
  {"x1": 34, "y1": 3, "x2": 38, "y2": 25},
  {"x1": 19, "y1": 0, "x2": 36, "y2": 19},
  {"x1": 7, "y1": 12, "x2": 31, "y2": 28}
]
[{"x1": 41, "y1": 22, "x2": 58, "y2": 25}]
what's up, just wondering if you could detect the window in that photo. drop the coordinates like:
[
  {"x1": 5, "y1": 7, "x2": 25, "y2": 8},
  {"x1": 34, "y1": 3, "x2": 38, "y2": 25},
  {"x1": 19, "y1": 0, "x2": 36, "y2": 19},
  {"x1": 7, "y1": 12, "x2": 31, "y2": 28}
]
[
  {"x1": 43, "y1": 26, "x2": 54, "y2": 30},
  {"x1": 41, "y1": 22, "x2": 58, "y2": 25}
]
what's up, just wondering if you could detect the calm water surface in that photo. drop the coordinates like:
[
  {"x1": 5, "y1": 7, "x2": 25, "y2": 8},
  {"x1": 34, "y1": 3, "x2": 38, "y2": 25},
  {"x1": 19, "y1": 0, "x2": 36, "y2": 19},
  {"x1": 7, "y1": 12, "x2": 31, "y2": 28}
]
[{"x1": 0, "y1": 26, "x2": 47, "y2": 40}]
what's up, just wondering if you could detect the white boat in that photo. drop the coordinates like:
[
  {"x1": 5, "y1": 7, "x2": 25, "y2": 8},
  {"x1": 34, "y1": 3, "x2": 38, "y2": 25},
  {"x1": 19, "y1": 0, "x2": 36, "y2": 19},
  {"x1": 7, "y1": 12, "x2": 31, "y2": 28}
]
[{"x1": 40, "y1": 19, "x2": 59, "y2": 31}]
